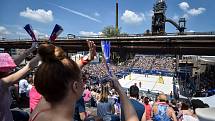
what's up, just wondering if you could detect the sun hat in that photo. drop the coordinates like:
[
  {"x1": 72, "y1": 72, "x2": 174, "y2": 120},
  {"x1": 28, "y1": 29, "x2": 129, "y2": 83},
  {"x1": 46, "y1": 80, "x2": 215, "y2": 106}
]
[{"x1": 0, "y1": 53, "x2": 17, "y2": 72}]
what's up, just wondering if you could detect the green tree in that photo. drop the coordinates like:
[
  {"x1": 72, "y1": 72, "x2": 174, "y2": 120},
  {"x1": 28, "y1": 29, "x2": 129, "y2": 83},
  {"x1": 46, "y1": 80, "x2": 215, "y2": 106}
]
[{"x1": 101, "y1": 26, "x2": 121, "y2": 37}]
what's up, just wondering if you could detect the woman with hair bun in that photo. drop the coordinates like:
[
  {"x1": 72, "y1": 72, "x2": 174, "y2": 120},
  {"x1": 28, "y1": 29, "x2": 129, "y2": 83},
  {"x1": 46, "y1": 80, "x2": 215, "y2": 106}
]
[
  {"x1": 30, "y1": 41, "x2": 139, "y2": 121},
  {"x1": 29, "y1": 41, "x2": 96, "y2": 121}
]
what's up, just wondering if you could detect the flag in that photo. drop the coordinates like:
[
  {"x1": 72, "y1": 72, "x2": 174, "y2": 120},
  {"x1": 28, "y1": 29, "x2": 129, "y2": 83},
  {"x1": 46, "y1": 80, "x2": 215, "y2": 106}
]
[
  {"x1": 101, "y1": 41, "x2": 111, "y2": 63},
  {"x1": 101, "y1": 41, "x2": 112, "y2": 76},
  {"x1": 24, "y1": 24, "x2": 37, "y2": 41},
  {"x1": 49, "y1": 24, "x2": 63, "y2": 42}
]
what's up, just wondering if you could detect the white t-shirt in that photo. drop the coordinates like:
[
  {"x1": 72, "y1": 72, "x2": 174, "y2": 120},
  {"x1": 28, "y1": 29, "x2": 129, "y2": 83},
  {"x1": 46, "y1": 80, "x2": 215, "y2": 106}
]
[
  {"x1": 182, "y1": 114, "x2": 199, "y2": 121},
  {"x1": 26, "y1": 84, "x2": 32, "y2": 97},
  {"x1": 19, "y1": 79, "x2": 29, "y2": 94},
  {"x1": 0, "y1": 80, "x2": 13, "y2": 121}
]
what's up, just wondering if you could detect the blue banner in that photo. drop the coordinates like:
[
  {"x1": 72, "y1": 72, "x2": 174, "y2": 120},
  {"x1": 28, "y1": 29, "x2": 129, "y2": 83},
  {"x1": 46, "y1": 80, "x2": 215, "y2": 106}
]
[
  {"x1": 101, "y1": 41, "x2": 112, "y2": 76},
  {"x1": 101, "y1": 41, "x2": 111, "y2": 63}
]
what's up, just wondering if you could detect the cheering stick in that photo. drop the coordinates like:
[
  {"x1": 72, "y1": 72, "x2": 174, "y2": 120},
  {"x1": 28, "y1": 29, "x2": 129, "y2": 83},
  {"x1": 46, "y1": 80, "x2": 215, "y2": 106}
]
[
  {"x1": 24, "y1": 24, "x2": 38, "y2": 48},
  {"x1": 48, "y1": 24, "x2": 63, "y2": 44}
]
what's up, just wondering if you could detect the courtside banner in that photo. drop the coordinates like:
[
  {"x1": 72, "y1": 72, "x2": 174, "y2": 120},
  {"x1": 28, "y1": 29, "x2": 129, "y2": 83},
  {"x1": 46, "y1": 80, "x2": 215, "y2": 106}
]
[
  {"x1": 49, "y1": 24, "x2": 63, "y2": 42},
  {"x1": 24, "y1": 24, "x2": 37, "y2": 41}
]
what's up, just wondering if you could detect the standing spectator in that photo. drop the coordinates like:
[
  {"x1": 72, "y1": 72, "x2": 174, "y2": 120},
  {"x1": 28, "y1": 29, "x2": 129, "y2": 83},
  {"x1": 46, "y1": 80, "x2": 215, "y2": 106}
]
[
  {"x1": 144, "y1": 97, "x2": 152, "y2": 121},
  {"x1": 26, "y1": 75, "x2": 33, "y2": 97},
  {"x1": 170, "y1": 91, "x2": 173, "y2": 100},
  {"x1": 19, "y1": 77, "x2": 30, "y2": 107}
]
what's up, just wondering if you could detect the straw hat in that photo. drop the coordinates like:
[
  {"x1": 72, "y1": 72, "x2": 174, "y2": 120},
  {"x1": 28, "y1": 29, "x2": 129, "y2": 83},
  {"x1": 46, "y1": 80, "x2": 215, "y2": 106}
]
[{"x1": 0, "y1": 53, "x2": 17, "y2": 72}]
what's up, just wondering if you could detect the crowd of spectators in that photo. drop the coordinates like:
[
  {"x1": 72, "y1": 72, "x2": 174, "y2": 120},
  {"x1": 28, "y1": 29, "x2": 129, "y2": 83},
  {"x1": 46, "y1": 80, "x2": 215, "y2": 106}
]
[
  {"x1": 1, "y1": 42, "x2": 213, "y2": 121},
  {"x1": 82, "y1": 55, "x2": 176, "y2": 81}
]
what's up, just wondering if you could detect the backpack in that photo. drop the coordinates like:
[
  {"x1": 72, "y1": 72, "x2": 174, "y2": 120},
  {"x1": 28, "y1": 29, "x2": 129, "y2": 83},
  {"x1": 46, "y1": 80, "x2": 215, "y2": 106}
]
[{"x1": 153, "y1": 104, "x2": 171, "y2": 121}]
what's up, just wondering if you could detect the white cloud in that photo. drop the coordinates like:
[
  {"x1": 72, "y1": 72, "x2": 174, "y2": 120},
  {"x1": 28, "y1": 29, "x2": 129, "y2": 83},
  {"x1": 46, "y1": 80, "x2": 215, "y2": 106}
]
[
  {"x1": 179, "y1": 2, "x2": 190, "y2": 11},
  {"x1": 79, "y1": 31, "x2": 102, "y2": 36},
  {"x1": 178, "y1": 2, "x2": 206, "y2": 18},
  {"x1": 188, "y1": 8, "x2": 206, "y2": 16},
  {"x1": 0, "y1": 26, "x2": 11, "y2": 35},
  {"x1": 20, "y1": 7, "x2": 53, "y2": 23},
  {"x1": 187, "y1": 30, "x2": 195, "y2": 32},
  {"x1": 121, "y1": 10, "x2": 145, "y2": 24},
  {"x1": 94, "y1": 12, "x2": 100, "y2": 17}
]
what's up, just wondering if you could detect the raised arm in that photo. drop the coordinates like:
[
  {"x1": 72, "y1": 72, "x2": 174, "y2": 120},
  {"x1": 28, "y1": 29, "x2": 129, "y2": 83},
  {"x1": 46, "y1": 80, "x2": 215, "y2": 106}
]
[
  {"x1": 14, "y1": 44, "x2": 37, "y2": 65},
  {"x1": 77, "y1": 40, "x2": 96, "y2": 69},
  {"x1": 2, "y1": 55, "x2": 40, "y2": 86},
  {"x1": 111, "y1": 77, "x2": 139, "y2": 121}
]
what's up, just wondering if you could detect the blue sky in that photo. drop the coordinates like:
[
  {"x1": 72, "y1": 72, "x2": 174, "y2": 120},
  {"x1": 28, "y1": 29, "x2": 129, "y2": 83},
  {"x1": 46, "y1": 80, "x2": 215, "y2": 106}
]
[{"x1": 0, "y1": 0, "x2": 215, "y2": 39}]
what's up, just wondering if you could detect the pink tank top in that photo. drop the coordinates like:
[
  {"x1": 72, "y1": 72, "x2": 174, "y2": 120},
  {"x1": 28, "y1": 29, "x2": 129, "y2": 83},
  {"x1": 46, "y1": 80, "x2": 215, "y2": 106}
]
[{"x1": 29, "y1": 86, "x2": 41, "y2": 112}]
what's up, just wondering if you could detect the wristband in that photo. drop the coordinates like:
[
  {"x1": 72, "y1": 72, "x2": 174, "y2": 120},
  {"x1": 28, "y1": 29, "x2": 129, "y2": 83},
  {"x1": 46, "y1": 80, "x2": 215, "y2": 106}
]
[{"x1": 81, "y1": 56, "x2": 90, "y2": 65}]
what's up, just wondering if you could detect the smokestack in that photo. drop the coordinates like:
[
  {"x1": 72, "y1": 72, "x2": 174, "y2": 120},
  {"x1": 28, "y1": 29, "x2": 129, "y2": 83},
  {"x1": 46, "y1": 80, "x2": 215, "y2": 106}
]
[{"x1": 116, "y1": 0, "x2": 119, "y2": 35}]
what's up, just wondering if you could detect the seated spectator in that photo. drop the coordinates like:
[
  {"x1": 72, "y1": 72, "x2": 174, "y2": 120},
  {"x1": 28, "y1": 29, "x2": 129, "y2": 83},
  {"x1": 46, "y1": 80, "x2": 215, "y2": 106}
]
[
  {"x1": 170, "y1": 99, "x2": 179, "y2": 117},
  {"x1": 74, "y1": 96, "x2": 87, "y2": 121},
  {"x1": 152, "y1": 94, "x2": 177, "y2": 121},
  {"x1": 121, "y1": 84, "x2": 146, "y2": 121},
  {"x1": 83, "y1": 86, "x2": 91, "y2": 104},
  {"x1": 178, "y1": 102, "x2": 199, "y2": 121},
  {"x1": 97, "y1": 85, "x2": 119, "y2": 121}
]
